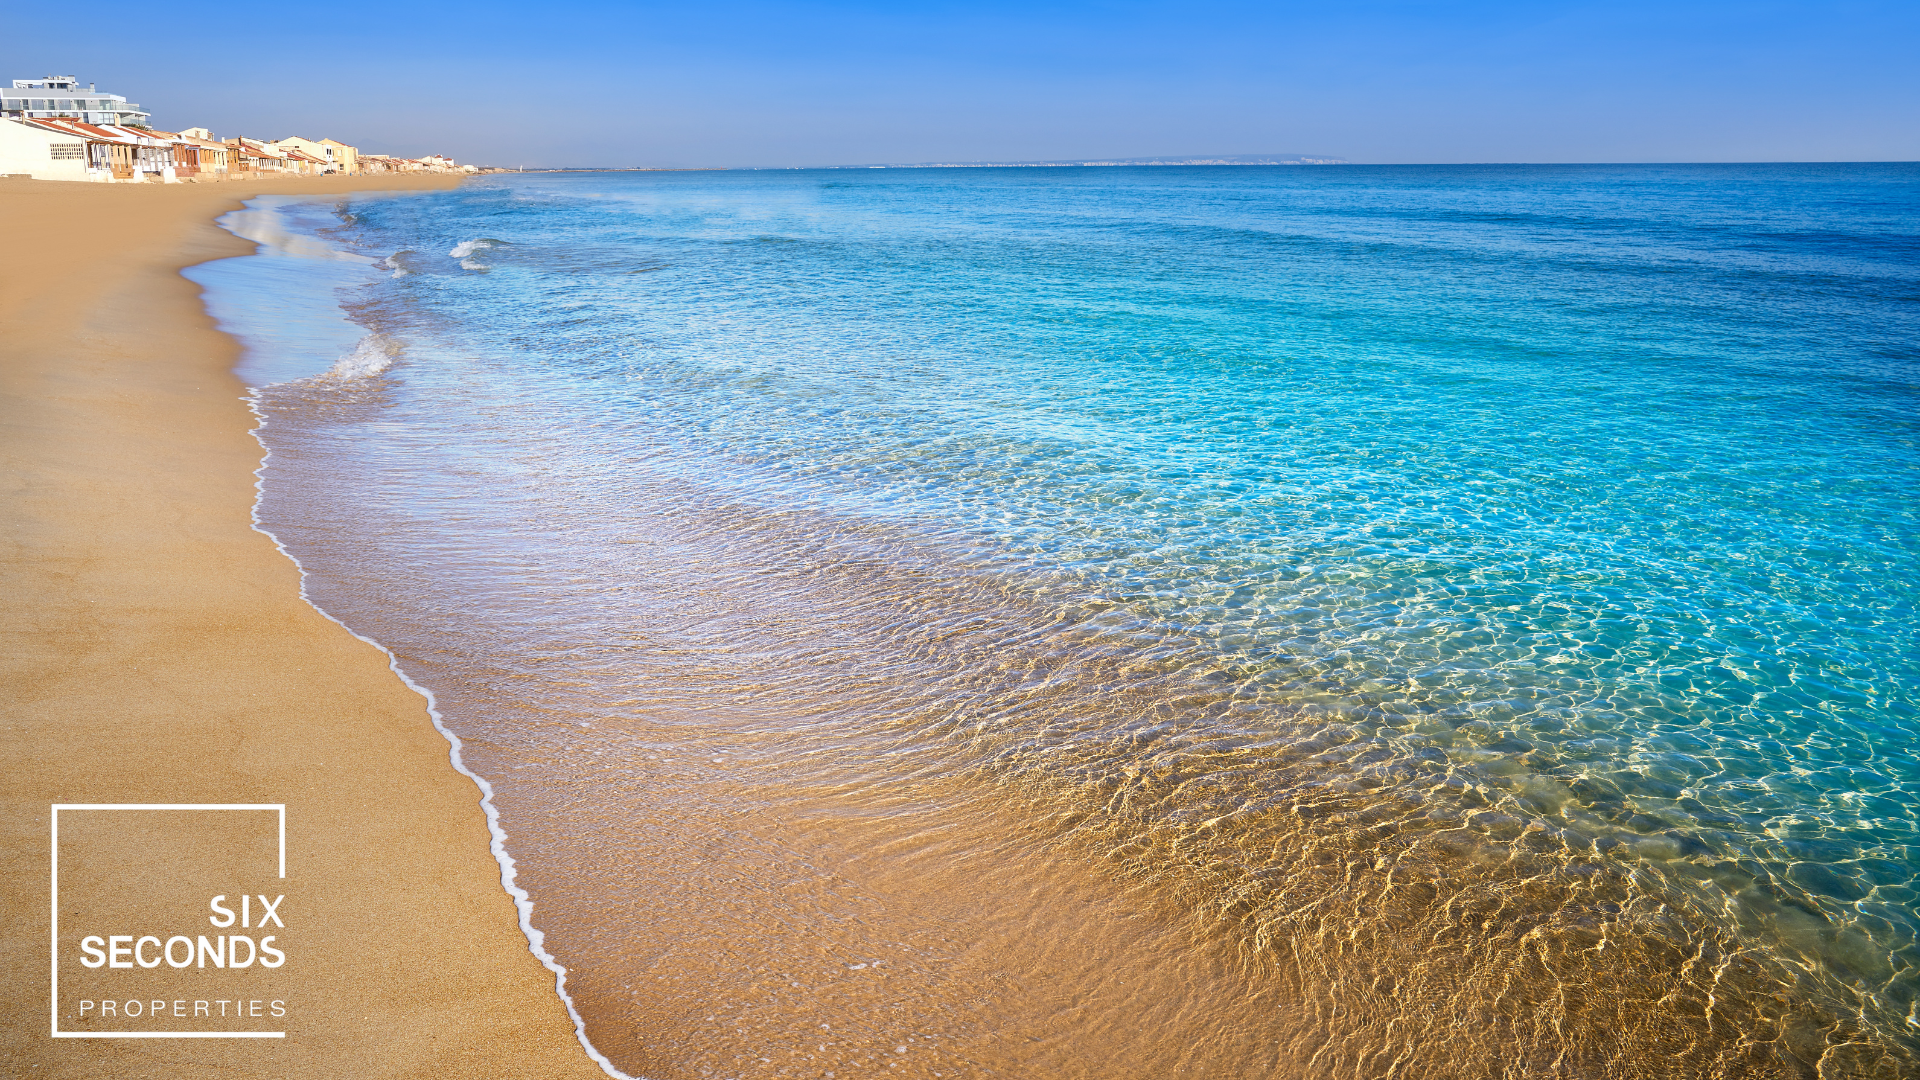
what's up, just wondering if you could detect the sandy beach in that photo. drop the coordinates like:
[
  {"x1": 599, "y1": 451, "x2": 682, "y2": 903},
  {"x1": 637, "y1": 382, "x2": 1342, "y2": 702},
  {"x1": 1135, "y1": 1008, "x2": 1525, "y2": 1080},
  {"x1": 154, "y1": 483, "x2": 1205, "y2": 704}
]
[{"x1": 0, "y1": 176, "x2": 607, "y2": 1077}]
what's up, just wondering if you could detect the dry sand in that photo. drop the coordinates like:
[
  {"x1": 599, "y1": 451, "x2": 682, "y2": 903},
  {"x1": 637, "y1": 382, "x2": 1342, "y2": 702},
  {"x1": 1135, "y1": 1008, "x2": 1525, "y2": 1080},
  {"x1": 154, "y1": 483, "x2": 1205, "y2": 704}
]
[{"x1": 0, "y1": 176, "x2": 610, "y2": 1078}]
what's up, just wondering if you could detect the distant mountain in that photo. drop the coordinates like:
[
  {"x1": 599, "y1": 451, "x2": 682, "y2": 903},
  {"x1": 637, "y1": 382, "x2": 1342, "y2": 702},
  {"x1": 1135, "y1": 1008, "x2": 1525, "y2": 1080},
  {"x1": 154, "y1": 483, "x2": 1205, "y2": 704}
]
[{"x1": 843, "y1": 154, "x2": 1349, "y2": 168}]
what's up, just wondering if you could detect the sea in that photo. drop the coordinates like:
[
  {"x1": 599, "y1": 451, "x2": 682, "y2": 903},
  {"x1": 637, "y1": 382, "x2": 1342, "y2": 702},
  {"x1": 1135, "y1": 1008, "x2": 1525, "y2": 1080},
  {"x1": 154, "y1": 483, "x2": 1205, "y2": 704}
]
[{"x1": 185, "y1": 163, "x2": 1920, "y2": 1079}]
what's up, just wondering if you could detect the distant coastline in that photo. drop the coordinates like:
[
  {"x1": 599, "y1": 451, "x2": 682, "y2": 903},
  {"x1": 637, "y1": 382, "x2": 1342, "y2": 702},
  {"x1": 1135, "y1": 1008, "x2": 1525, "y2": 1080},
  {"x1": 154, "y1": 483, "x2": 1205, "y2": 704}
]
[
  {"x1": 503, "y1": 167, "x2": 728, "y2": 173},
  {"x1": 843, "y1": 153, "x2": 1350, "y2": 168},
  {"x1": 507, "y1": 155, "x2": 1350, "y2": 172}
]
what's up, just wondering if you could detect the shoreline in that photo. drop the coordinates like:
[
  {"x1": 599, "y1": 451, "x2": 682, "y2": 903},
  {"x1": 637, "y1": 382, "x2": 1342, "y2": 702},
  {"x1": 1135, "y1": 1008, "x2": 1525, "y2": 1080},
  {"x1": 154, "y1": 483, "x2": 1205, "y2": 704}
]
[{"x1": 0, "y1": 177, "x2": 609, "y2": 1077}]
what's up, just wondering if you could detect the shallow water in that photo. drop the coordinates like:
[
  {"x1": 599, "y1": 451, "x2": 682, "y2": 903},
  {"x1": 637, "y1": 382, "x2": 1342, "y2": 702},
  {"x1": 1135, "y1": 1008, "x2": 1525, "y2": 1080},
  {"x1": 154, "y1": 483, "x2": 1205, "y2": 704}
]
[{"x1": 201, "y1": 165, "x2": 1919, "y2": 1078}]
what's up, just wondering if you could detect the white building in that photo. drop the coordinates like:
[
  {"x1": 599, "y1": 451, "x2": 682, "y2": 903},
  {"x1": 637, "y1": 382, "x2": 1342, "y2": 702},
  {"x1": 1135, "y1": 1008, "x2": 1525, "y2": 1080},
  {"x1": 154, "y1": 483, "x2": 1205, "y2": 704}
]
[
  {"x1": 0, "y1": 75, "x2": 149, "y2": 127},
  {"x1": 0, "y1": 117, "x2": 91, "y2": 181}
]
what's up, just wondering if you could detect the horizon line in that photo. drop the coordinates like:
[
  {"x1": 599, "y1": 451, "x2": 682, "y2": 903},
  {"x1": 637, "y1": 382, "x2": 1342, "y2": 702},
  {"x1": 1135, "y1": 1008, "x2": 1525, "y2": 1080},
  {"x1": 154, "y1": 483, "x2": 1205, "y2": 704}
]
[{"x1": 479, "y1": 159, "x2": 1920, "y2": 172}]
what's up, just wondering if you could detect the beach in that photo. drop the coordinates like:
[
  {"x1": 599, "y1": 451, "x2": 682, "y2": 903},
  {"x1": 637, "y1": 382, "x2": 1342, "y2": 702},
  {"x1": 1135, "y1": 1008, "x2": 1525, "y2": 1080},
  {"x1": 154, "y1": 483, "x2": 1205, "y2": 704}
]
[
  {"x1": 0, "y1": 177, "x2": 607, "y2": 1078},
  {"x1": 6, "y1": 164, "x2": 1914, "y2": 1078}
]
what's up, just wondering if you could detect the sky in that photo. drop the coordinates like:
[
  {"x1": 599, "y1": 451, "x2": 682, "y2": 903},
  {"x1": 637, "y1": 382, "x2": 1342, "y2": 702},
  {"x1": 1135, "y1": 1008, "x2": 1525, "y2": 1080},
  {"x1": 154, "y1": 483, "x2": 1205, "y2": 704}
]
[{"x1": 5, "y1": 0, "x2": 1917, "y2": 166}]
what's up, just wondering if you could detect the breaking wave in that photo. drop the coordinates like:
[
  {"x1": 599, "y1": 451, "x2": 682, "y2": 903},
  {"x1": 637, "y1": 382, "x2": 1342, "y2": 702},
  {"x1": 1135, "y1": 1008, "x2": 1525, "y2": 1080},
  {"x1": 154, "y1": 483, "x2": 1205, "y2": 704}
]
[
  {"x1": 449, "y1": 238, "x2": 508, "y2": 270},
  {"x1": 318, "y1": 334, "x2": 397, "y2": 380}
]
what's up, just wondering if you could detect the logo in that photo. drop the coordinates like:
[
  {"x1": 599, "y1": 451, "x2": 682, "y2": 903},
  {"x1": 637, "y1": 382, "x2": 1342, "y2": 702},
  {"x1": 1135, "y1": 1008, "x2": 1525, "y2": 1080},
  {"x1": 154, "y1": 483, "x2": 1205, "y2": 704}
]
[{"x1": 51, "y1": 804, "x2": 289, "y2": 1039}]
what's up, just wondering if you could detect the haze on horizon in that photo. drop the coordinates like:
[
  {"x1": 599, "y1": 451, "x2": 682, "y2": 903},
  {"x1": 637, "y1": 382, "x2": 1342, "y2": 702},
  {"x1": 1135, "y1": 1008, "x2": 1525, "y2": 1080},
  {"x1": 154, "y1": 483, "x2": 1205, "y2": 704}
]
[{"x1": 4, "y1": 0, "x2": 1915, "y2": 168}]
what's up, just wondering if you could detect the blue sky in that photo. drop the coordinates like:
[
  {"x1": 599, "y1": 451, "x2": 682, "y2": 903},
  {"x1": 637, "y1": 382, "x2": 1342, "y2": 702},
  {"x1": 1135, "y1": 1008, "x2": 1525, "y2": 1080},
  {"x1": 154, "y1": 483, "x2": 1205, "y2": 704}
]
[{"x1": 5, "y1": 0, "x2": 1916, "y2": 166}]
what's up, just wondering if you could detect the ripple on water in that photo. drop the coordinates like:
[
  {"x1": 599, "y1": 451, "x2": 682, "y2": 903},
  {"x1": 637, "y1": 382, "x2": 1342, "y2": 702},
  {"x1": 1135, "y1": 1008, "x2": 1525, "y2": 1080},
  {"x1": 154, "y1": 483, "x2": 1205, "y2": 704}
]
[{"x1": 237, "y1": 164, "x2": 1919, "y2": 1077}]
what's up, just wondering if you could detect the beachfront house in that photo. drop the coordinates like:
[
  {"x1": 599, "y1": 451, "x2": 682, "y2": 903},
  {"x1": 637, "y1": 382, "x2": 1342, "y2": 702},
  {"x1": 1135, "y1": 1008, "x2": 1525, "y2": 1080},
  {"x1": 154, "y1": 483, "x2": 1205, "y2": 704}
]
[
  {"x1": 15, "y1": 116, "x2": 176, "y2": 181},
  {"x1": 170, "y1": 131, "x2": 231, "y2": 176},
  {"x1": 273, "y1": 136, "x2": 359, "y2": 174},
  {"x1": 246, "y1": 140, "x2": 326, "y2": 175},
  {"x1": 272, "y1": 137, "x2": 335, "y2": 174},
  {"x1": 1, "y1": 114, "x2": 419, "y2": 182},
  {"x1": 318, "y1": 139, "x2": 359, "y2": 174},
  {"x1": 0, "y1": 76, "x2": 150, "y2": 128},
  {"x1": 227, "y1": 138, "x2": 290, "y2": 174},
  {"x1": 36, "y1": 119, "x2": 135, "y2": 180},
  {"x1": 145, "y1": 130, "x2": 192, "y2": 178},
  {"x1": 0, "y1": 116, "x2": 89, "y2": 180},
  {"x1": 225, "y1": 140, "x2": 259, "y2": 174},
  {"x1": 133, "y1": 130, "x2": 174, "y2": 177},
  {"x1": 148, "y1": 129, "x2": 230, "y2": 179},
  {"x1": 286, "y1": 146, "x2": 329, "y2": 174},
  {"x1": 338, "y1": 152, "x2": 471, "y2": 174}
]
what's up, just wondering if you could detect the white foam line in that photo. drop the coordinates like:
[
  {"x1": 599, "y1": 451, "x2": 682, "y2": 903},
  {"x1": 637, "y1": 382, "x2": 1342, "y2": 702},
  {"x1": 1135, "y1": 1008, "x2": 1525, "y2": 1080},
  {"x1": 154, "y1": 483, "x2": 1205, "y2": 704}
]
[
  {"x1": 208, "y1": 197, "x2": 639, "y2": 1077},
  {"x1": 242, "y1": 389, "x2": 637, "y2": 1079}
]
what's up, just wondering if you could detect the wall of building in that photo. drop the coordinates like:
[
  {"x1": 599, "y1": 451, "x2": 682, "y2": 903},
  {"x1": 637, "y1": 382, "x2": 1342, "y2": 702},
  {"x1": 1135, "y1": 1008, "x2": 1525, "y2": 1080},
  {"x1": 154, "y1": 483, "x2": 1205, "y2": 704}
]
[{"x1": 0, "y1": 118, "x2": 90, "y2": 180}]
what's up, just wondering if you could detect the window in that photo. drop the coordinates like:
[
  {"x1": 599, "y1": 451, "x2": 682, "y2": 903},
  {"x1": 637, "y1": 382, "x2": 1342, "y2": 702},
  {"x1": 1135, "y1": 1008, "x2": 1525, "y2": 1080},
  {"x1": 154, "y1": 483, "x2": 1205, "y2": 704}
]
[{"x1": 50, "y1": 143, "x2": 85, "y2": 160}]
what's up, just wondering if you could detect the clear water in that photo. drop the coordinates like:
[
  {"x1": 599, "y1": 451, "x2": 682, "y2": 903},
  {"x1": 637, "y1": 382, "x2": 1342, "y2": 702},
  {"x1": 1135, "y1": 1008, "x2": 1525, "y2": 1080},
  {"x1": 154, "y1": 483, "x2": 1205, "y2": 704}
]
[{"x1": 200, "y1": 164, "x2": 1920, "y2": 1078}]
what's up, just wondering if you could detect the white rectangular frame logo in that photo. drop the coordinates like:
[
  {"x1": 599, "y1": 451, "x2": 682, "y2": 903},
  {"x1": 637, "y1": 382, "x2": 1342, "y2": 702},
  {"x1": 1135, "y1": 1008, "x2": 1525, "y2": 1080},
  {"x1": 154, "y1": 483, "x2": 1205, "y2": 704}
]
[{"x1": 50, "y1": 803, "x2": 287, "y2": 1039}]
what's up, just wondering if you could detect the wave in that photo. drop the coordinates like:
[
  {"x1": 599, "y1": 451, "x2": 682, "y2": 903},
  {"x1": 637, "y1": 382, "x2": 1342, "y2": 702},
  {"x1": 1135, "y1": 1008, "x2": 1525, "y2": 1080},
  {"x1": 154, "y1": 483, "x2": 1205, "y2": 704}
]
[
  {"x1": 218, "y1": 197, "x2": 378, "y2": 264},
  {"x1": 449, "y1": 238, "x2": 509, "y2": 270},
  {"x1": 318, "y1": 334, "x2": 398, "y2": 381},
  {"x1": 377, "y1": 250, "x2": 418, "y2": 278}
]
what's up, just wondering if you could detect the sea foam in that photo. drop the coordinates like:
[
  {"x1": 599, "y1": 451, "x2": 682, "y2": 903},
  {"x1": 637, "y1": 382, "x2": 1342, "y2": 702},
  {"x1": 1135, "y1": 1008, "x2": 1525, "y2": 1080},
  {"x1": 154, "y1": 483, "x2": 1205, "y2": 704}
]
[
  {"x1": 321, "y1": 335, "x2": 397, "y2": 380},
  {"x1": 449, "y1": 238, "x2": 507, "y2": 270}
]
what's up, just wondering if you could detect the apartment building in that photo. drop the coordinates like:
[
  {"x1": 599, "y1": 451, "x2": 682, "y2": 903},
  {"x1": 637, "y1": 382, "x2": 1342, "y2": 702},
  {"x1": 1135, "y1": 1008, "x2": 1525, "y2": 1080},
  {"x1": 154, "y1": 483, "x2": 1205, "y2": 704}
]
[{"x1": 0, "y1": 75, "x2": 150, "y2": 127}]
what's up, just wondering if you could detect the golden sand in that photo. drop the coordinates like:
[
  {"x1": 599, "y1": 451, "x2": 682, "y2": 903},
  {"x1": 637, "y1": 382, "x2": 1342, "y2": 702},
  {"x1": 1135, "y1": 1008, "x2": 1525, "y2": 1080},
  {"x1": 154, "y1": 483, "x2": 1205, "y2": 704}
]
[{"x1": 0, "y1": 176, "x2": 607, "y2": 1078}]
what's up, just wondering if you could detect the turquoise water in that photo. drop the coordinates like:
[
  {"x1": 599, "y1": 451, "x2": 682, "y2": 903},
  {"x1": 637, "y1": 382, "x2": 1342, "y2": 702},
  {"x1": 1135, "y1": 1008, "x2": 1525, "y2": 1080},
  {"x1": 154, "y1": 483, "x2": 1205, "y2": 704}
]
[{"x1": 209, "y1": 165, "x2": 1918, "y2": 1077}]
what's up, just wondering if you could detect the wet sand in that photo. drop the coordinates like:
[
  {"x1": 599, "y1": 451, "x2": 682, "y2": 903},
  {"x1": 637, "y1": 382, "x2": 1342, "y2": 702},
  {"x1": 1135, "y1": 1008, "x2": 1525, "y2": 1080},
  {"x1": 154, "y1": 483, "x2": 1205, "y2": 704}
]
[{"x1": 0, "y1": 176, "x2": 608, "y2": 1078}]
